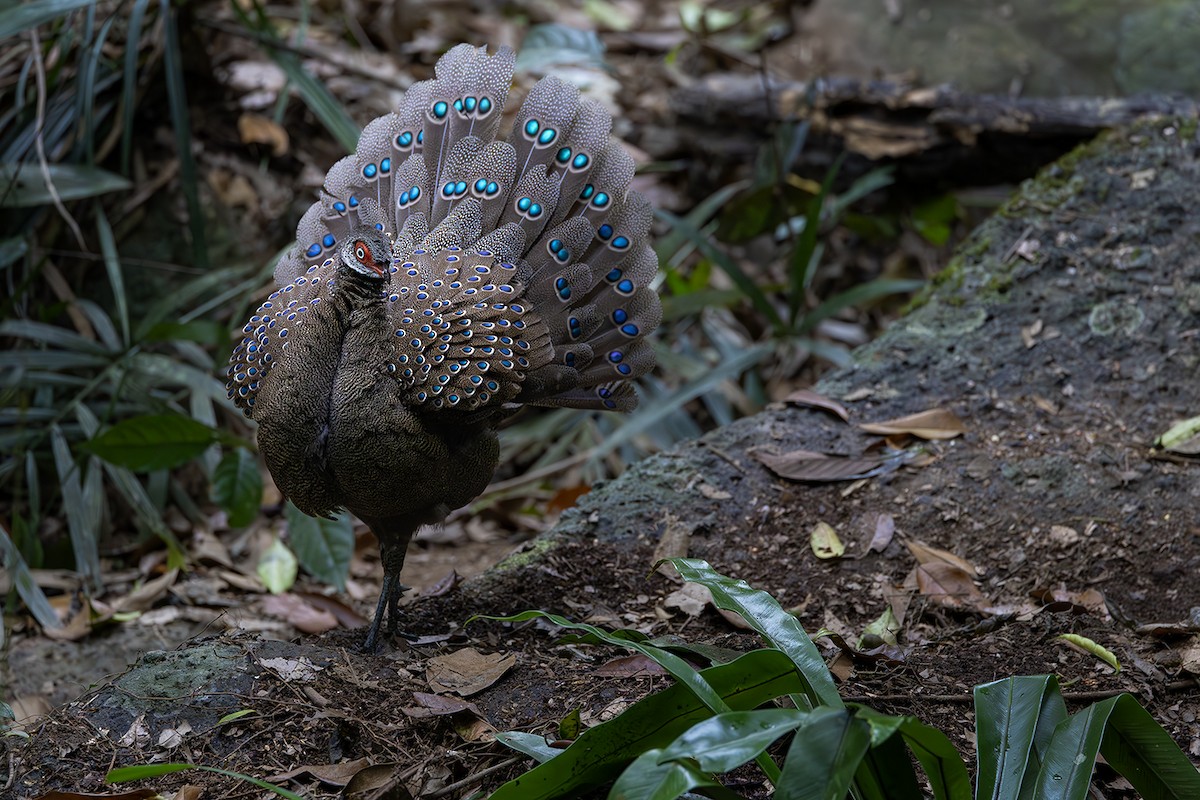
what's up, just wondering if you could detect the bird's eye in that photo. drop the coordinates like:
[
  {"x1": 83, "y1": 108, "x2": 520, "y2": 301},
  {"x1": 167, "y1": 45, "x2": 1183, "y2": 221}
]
[{"x1": 355, "y1": 245, "x2": 367, "y2": 261}]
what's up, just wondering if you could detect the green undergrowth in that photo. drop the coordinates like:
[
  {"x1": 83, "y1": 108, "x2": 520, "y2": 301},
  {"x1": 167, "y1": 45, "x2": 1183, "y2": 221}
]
[{"x1": 477, "y1": 559, "x2": 1199, "y2": 800}]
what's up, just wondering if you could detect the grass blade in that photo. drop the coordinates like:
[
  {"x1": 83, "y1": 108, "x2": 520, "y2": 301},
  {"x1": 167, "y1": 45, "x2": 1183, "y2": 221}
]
[
  {"x1": 160, "y1": 0, "x2": 207, "y2": 268},
  {"x1": 95, "y1": 209, "x2": 129, "y2": 346}
]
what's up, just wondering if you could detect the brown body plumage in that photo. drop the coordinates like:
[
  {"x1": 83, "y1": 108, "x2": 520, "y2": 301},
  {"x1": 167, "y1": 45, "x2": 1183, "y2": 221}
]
[{"x1": 228, "y1": 44, "x2": 659, "y2": 649}]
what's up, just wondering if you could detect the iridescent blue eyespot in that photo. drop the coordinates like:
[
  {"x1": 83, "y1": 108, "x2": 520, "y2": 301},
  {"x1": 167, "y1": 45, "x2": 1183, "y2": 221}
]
[
  {"x1": 613, "y1": 309, "x2": 628, "y2": 324},
  {"x1": 380, "y1": 158, "x2": 391, "y2": 174},
  {"x1": 606, "y1": 268, "x2": 622, "y2": 282},
  {"x1": 398, "y1": 132, "x2": 413, "y2": 147},
  {"x1": 621, "y1": 324, "x2": 639, "y2": 336},
  {"x1": 608, "y1": 350, "x2": 623, "y2": 363},
  {"x1": 333, "y1": 201, "x2": 347, "y2": 213},
  {"x1": 555, "y1": 277, "x2": 570, "y2": 300},
  {"x1": 348, "y1": 196, "x2": 359, "y2": 208},
  {"x1": 593, "y1": 192, "x2": 610, "y2": 208},
  {"x1": 524, "y1": 119, "x2": 540, "y2": 137},
  {"x1": 453, "y1": 98, "x2": 464, "y2": 112},
  {"x1": 399, "y1": 190, "x2": 410, "y2": 205},
  {"x1": 443, "y1": 182, "x2": 456, "y2": 198},
  {"x1": 556, "y1": 147, "x2": 572, "y2": 163},
  {"x1": 568, "y1": 317, "x2": 582, "y2": 338},
  {"x1": 455, "y1": 180, "x2": 467, "y2": 195},
  {"x1": 537, "y1": 128, "x2": 556, "y2": 145},
  {"x1": 618, "y1": 279, "x2": 634, "y2": 294},
  {"x1": 572, "y1": 153, "x2": 589, "y2": 170},
  {"x1": 598, "y1": 224, "x2": 614, "y2": 240},
  {"x1": 580, "y1": 184, "x2": 595, "y2": 200},
  {"x1": 432, "y1": 100, "x2": 449, "y2": 119},
  {"x1": 549, "y1": 239, "x2": 564, "y2": 253},
  {"x1": 612, "y1": 236, "x2": 630, "y2": 250},
  {"x1": 305, "y1": 243, "x2": 321, "y2": 258},
  {"x1": 517, "y1": 197, "x2": 532, "y2": 211},
  {"x1": 486, "y1": 181, "x2": 499, "y2": 195},
  {"x1": 363, "y1": 163, "x2": 377, "y2": 179},
  {"x1": 322, "y1": 234, "x2": 335, "y2": 248},
  {"x1": 529, "y1": 203, "x2": 542, "y2": 217},
  {"x1": 417, "y1": 130, "x2": 424, "y2": 144},
  {"x1": 411, "y1": 186, "x2": 420, "y2": 199},
  {"x1": 474, "y1": 178, "x2": 488, "y2": 192},
  {"x1": 464, "y1": 96, "x2": 477, "y2": 112},
  {"x1": 479, "y1": 97, "x2": 492, "y2": 113}
]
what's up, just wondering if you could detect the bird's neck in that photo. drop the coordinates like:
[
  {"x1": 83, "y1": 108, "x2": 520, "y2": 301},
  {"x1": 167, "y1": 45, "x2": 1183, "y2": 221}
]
[{"x1": 333, "y1": 267, "x2": 386, "y2": 307}]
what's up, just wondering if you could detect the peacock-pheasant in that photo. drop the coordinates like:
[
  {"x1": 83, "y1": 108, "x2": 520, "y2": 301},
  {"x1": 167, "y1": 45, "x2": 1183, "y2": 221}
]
[{"x1": 226, "y1": 44, "x2": 660, "y2": 650}]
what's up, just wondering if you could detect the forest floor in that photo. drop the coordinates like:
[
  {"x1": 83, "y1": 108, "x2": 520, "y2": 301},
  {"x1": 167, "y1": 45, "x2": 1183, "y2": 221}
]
[{"x1": 5, "y1": 4, "x2": 1200, "y2": 799}]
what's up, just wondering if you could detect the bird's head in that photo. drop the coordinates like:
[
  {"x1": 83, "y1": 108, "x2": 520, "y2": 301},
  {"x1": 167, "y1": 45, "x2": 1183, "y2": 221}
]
[{"x1": 338, "y1": 227, "x2": 392, "y2": 280}]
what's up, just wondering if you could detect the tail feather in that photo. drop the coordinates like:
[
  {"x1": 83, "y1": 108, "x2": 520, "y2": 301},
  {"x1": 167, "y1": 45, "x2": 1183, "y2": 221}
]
[{"x1": 278, "y1": 43, "x2": 659, "y2": 414}]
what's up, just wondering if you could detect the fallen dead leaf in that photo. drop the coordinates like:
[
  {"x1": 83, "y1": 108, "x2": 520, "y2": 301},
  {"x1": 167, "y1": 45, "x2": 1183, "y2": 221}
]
[
  {"x1": 859, "y1": 408, "x2": 966, "y2": 440},
  {"x1": 866, "y1": 513, "x2": 896, "y2": 554},
  {"x1": 593, "y1": 654, "x2": 672, "y2": 678},
  {"x1": 1031, "y1": 586, "x2": 1109, "y2": 619},
  {"x1": 111, "y1": 568, "x2": 179, "y2": 613},
  {"x1": 912, "y1": 562, "x2": 988, "y2": 610},
  {"x1": 238, "y1": 112, "x2": 289, "y2": 156},
  {"x1": 653, "y1": 513, "x2": 692, "y2": 579},
  {"x1": 783, "y1": 389, "x2": 850, "y2": 422},
  {"x1": 425, "y1": 648, "x2": 516, "y2": 696},
  {"x1": 33, "y1": 791, "x2": 158, "y2": 800},
  {"x1": 402, "y1": 691, "x2": 480, "y2": 718},
  {"x1": 810, "y1": 521, "x2": 845, "y2": 559},
  {"x1": 663, "y1": 581, "x2": 711, "y2": 617},
  {"x1": 260, "y1": 593, "x2": 339, "y2": 634},
  {"x1": 906, "y1": 540, "x2": 981, "y2": 576},
  {"x1": 753, "y1": 449, "x2": 892, "y2": 482},
  {"x1": 270, "y1": 757, "x2": 372, "y2": 787}
]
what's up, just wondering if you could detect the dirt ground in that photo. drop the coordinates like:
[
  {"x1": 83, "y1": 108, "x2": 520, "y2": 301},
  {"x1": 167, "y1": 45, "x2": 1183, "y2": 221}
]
[{"x1": 8, "y1": 109, "x2": 1200, "y2": 798}]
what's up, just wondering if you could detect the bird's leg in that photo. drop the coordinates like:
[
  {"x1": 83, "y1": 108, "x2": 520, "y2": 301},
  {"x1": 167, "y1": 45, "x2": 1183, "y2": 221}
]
[{"x1": 361, "y1": 533, "x2": 413, "y2": 652}]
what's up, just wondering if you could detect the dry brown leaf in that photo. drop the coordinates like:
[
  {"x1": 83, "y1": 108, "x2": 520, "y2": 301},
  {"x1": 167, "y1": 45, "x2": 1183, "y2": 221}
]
[
  {"x1": 344, "y1": 762, "x2": 410, "y2": 800},
  {"x1": 401, "y1": 691, "x2": 480, "y2": 718},
  {"x1": 866, "y1": 513, "x2": 895, "y2": 553},
  {"x1": 270, "y1": 757, "x2": 372, "y2": 786},
  {"x1": 754, "y1": 449, "x2": 889, "y2": 482},
  {"x1": 425, "y1": 648, "x2": 516, "y2": 696},
  {"x1": 419, "y1": 570, "x2": 463, "y2": 598},
  {"x1": 593, "y1": 654, "x2": 672, "y2": 678},
  {"x1": 914, "y1": 562, "x2": 988, "y2": 609},
  {"x1": 783, "y1": 389, "x2": 850, "y2": 422},
  {"x1": 906, "y1": 540, "x2": 981, "y2": 576},
  {"x1": 260, "y1": 593, "x2": 339, "y2": 634},
  {"x1": 293, "y1": 591, "x2": 367, "y2": 629},
  {"x1": 238, "y1": 112, "x2": 289, "y2": 156},
  {"x1": 1030, "y1": 587, "x2": 1109, "y2": 619},
  {"x1": 111, "y1": 568, "x2": 179, "y2": 613},
  {"x1": 859, "y1": 408, "x2": 966, "y2": 440}
]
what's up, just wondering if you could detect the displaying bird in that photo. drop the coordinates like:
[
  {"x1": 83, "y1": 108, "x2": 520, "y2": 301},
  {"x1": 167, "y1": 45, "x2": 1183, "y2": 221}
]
[{"x1": 226, "y1": 44, "x2": 660, "y2": 650}]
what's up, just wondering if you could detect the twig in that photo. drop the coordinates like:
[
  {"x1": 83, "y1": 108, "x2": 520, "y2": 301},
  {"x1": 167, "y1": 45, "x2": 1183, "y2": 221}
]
[
  {"x1": 427, "y1": 756, "x2": 522, "y2": 798},
  {"x1": 28, "y1": 27, "x2": 87, "y2": 251}
]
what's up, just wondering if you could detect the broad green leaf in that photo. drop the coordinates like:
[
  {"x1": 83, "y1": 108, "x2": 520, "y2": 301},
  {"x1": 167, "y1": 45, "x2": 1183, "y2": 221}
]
[
  {"x1": 257, "y1": 537, "x2": 297, "y2": 594},
  {"x1": 657, "y1": 708, "x2": 807, "y2": 773},
  {"x1": 488, "y1": 649, "x2": 805, "y2": 800},
  {"x1": 1034, "y1": 694, "x2": 1200, "y2": 800},
  {"x1": 82, "y1": 414, "x2": 221, "y2": 471},
  {"x1": 212, "y1": 449, "x2": 262, "y2": 528},
  {"x1": 799, "y1": 278, "x2": 925, "y2": 336},
  {"x1": 974, "y1": 675, "x2": 1066, "y2": 800},
  {"x1": 0, "y1": 163, "x2": 131, "y2": 207},
  {"x1": 851, "y1": 722, "x2": 923, "y2": 800},
  {"x1": 495, "y1": 731, "x2": 564, "y2": 764},
  {"x1": 775, "y1": 707, "x2": 871, "y2": 800},
  {"x1": 285, "y1": 502, "x2": 352, "y2": 591},
  {"x1": 607, "y1": 748, "x2": 722, "y2": 800},
  {"x1": 853, "y1": 706, "x2": 972, "y2": 800},
  {"x1": 669, "y1": 558, "x2": 842, "y2": 709}
]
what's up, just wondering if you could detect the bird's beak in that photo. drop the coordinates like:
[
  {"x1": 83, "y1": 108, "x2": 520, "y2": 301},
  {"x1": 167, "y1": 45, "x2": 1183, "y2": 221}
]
[{"x1": 368, "y1": 262, "x2": 385, "y2": 276}]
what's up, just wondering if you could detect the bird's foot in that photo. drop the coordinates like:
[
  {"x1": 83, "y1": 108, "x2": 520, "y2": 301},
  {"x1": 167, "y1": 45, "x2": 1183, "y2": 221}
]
[{"x1": 360, "y1": 573, "x2": 413, "y2": 652}]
